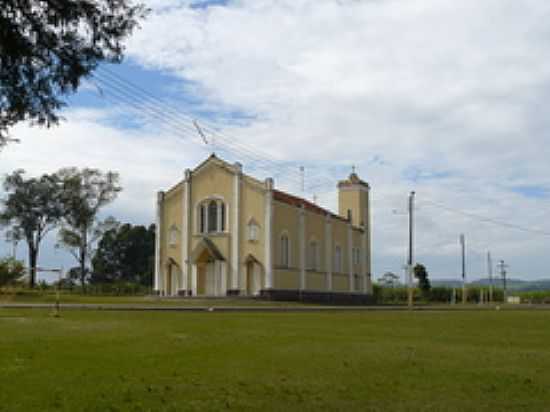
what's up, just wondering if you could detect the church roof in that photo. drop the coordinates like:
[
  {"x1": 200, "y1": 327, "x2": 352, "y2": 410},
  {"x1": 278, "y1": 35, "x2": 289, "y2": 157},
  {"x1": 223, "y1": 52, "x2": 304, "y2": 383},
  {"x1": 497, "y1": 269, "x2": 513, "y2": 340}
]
[{"x1": 273, "y1": 189, "x2": 350, "y2": 224}]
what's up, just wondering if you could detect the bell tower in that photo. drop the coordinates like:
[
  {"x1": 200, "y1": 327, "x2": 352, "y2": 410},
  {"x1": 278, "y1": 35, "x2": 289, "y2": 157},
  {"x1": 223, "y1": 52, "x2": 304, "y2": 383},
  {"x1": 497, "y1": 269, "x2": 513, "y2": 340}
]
[{"x1": 338, "y1": 169, "x2": 370, "y2": 227}]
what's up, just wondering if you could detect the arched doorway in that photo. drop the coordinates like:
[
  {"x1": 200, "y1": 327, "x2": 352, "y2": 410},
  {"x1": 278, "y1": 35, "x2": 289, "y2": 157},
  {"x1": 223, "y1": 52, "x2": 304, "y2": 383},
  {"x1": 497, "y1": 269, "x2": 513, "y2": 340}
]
[
  {"x1": 244, "y1": 255, "x2": 263, "y2": 296},
  {"x1": 165, "y1": 259, "x2": 181, "y2": 296},
  {"x1": 190, "y1": 237, "x2": 227, "y2": 296}
]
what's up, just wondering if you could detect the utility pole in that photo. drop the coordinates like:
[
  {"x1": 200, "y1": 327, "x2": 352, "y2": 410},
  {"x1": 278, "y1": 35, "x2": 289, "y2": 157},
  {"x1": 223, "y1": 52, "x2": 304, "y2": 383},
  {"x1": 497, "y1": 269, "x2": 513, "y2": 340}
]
[
  {"x1": 460, "y1": 234, "x2": 466, "y2": 304},
  {"x1": 407, "y1": 191, "x2": 415, "y2": 310},
  {"x1": 487, "y1": 251, "x2": 493, "y2": 303},
  {"x1": 300, "y1": 166, "x2": 305, "y2": 194},
  {"x1": 497, "y1": 260, "x2": 509, "y2": 303}
]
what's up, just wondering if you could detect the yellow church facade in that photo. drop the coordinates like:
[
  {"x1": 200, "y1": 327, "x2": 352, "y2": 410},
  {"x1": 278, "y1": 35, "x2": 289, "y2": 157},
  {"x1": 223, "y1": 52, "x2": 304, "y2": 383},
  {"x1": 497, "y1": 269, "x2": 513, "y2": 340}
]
[{"x1": 154, "y1": 155, "x2": 372, "y2": 298}]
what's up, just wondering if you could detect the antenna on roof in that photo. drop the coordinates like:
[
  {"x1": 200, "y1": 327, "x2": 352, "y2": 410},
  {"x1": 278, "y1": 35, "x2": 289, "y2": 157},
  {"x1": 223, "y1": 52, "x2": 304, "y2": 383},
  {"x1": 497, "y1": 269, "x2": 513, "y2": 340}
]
[
  {"x1": 313, "y1": 194, "x2": 317, "y2": 204},
  {"x1": 193, "y1": 119, "x2": 215, "y2": 153}
]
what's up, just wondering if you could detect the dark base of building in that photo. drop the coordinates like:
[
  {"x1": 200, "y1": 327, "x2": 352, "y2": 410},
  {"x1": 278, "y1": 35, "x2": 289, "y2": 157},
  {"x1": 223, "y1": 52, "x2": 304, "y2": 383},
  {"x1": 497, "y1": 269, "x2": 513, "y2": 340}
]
[
  {"x1": 226, "y1": 289, "x2": 241, "y2": 296},
  {"x1": 260, "y1": 289, "x2": 375, "y2": 305}
]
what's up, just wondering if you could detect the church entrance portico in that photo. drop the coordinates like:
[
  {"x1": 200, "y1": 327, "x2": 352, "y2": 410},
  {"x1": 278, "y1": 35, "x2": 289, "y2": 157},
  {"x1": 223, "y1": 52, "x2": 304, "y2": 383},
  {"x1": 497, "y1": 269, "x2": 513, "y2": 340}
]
[{"x1": 190, "y1": 237, "x2": 227, "y2": 297}]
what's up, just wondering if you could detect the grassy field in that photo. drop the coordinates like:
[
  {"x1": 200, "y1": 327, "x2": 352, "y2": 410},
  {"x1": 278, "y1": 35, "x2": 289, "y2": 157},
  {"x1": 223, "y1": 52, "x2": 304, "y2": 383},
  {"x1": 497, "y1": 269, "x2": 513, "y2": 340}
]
[
  {"x1": 0, "y1": 291, "x2": 313, "y2": 306},
  {"x1": 1, "y1": 309, "x2": 549, "y2": 411}
]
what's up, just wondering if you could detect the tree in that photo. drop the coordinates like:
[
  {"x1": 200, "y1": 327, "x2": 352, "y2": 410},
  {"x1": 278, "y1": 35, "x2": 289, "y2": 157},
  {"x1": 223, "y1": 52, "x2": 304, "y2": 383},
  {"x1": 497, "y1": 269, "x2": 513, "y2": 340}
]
[
  {"x1": 92, "y1": 223, "x2": 155, "y2": 286},
  {"x1": 0, "y1": 256, "x2": 26, "y2": 286},
  {"x1": 0, "y1": 0, "x2": 147, "y2": 147},
  {"x1": 414, "y1": 263, "x2": 431, "y2": 294},
  {"x1": 57, "y1": 168, "x2": 121, "y2": 289},
  {"x1": 378, "y1": 271, "x2": 400, "y2": 288},
  {"x1": 0, "y1": 170, "x2": 63, "y2": 287}
]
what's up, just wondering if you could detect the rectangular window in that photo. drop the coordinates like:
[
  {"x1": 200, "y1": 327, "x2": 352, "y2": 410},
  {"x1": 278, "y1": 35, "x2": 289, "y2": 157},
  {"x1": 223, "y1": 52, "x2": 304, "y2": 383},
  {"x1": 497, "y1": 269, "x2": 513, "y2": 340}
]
[
  {"x1": 308, "y1": 242, "x2": 318, "y2": 271},
  {"x1": 334, "y1": 246, "x2": 342, "y2": 273}
]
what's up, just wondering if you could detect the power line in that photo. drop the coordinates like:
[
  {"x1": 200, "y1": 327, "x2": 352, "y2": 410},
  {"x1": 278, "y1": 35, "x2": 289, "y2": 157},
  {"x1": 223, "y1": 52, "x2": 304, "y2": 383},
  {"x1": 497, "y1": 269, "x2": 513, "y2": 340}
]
[
  {"x1": 95, "y1": 66, "x2": 340, "y2": 190},
  {"x1": 422, "y1": 199, "x2": 550, "y2": 237}
]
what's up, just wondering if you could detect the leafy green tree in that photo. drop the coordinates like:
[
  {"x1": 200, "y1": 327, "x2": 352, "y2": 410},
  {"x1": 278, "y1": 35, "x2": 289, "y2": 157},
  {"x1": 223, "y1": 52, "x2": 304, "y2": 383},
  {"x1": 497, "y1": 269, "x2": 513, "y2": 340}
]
[
  {"x1": 92, "y1": 223, "x2": 155, "y2": 286},
  {"x1": 0, "y1": 0, "x2": 147, "y2": 147},
  {"x1": 57, "y1": 168, "x2": 121, "y2": 289},
  {"x1": 379, "y1": 271, "x2": 400, "y2": 288},
  {"x1": 0, "y1": 170, "x2": 63, "y2": 287},
  {"x1": 0, "y1": 256, "x2": 26, "y2": 286},
  {"x1": 414, "y1": 263, "x2": 431, "y2": 294}
]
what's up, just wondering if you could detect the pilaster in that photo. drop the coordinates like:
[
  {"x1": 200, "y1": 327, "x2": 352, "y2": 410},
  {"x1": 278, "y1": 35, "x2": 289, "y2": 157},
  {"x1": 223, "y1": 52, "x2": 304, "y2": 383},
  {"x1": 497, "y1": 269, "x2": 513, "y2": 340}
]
[
  {"x1": 264, "y1": 177, "x2": 274, "y2": 289},
  {"x1": 181, "y1": 169, "x2": 191, "y2": 295},
  {"x1": 230, "y1": 162, "x2": 242, "y2": 294},
  {"x1": 325, "y1": 214, "x2": 332, "y2": 291},
  {"x1": 154, "y1": 191, "x2": 164, "y2": 293},
  {"x1": 348, "y1": 222, "x2": 353, "y2": 292},
  {"x1": 299, "y1": 205, "x2": 306, "y2": 290}
]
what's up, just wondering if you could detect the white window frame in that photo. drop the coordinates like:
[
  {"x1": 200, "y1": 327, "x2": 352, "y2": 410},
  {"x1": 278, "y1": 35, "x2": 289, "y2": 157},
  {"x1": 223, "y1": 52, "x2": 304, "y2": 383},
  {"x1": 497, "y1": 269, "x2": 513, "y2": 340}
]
[{"x1": 196, "y1": 196, "x2": 228, "y2": 235}]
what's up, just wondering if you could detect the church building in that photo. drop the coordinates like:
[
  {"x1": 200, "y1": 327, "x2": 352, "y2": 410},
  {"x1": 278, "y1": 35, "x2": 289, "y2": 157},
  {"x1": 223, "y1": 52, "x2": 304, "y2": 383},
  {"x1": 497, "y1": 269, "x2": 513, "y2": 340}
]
[{"x1": 154, "y1": 154, "x2": 372, "y2": 298}]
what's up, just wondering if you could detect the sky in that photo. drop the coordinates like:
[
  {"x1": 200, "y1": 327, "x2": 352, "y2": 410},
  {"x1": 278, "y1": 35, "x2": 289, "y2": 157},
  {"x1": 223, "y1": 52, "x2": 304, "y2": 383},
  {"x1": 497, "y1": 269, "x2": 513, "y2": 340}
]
[{"x1": 2, "y1": 0, "x2": 550, "y2": 283}]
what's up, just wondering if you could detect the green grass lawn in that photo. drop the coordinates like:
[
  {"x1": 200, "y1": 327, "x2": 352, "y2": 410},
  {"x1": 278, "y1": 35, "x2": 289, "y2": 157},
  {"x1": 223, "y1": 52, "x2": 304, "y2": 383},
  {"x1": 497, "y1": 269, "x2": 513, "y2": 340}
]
[
  {"x1": 0, "y1": 291, "x2": 313, "y2": 306},
  {"x1": 1, "y1": 309, "x2": 549, "y2": 411}
]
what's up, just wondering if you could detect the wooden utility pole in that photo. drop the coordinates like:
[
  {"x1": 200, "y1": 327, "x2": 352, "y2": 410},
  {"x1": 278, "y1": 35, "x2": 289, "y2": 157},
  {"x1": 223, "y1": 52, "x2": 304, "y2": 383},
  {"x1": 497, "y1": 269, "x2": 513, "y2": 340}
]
[
  {"x1": 460, "y1": 234, "x2": 466, "y2": 304},
  {"x1": 407, "y1": 191, "x2": 415, "y2": 310},
  {"x1": 497, "y1": 260, "x2": 509, "y2": 302}
]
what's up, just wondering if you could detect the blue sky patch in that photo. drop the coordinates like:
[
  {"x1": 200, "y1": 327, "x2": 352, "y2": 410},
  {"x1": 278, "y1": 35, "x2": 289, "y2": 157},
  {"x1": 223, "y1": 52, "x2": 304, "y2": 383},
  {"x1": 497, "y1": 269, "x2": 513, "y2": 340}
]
[
  {"x1": 511, "y1": 185, "x2": 550, "y2": 199},
  {"x1": 190, "y1": 0, "x2": 230, "y2": 10},
  {"x1": 64, "y1": 58, "x2": 255, "y2": 130}
]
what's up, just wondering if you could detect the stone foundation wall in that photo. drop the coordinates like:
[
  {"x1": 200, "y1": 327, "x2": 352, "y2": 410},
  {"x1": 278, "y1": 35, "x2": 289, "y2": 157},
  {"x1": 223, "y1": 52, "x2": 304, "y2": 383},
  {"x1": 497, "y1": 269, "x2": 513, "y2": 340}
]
[{"x1": 260, "y1": 289, "x2": 375, "y2": 305}]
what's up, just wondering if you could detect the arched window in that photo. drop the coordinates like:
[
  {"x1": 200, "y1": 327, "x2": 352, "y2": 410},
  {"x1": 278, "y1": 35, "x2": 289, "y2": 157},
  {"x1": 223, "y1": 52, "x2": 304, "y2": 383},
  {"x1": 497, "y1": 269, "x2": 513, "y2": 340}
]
[
  {"x1": 308, "y1": 241, "x2": 318, "y2": 271},
  {"x1": 198, "y1": 199, "x2": 227, "y2": 234},
  {"x1": 208, "y1": 200, "x2": 218, "y2": 232},
  {"x1": 280, "y1": 234, "x2": 289, "y2": 267},
  {"x1": 199, "y1": 204, "x2": 206, "y2": 233},
  {"x1": 334, "y1": 245, "x2": 342, "y2": 273},
  {"x1": 220, "y1": 203, "x2": 226, "y2": 231}
]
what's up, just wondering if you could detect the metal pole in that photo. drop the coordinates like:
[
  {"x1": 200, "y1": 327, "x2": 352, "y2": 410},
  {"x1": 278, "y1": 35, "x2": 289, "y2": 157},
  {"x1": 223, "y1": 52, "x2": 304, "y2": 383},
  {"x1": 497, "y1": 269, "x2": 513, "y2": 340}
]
[
  {"x1": 460, "y1": 234, "x2": 466, "y2": 304},
  {"x1": 407, "y1": 191, "x2": 415, "y2": 309},
  {"x1": 487, "y1": 251, "x2": 493, "y2": 303}
]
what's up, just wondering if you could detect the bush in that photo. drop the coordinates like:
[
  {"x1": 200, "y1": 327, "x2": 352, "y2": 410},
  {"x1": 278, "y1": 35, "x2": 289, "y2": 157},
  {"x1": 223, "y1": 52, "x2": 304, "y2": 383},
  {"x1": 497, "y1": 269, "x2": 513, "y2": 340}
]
[{"x1": 0, "y1": 257, "x2": 26, "y2": 287}]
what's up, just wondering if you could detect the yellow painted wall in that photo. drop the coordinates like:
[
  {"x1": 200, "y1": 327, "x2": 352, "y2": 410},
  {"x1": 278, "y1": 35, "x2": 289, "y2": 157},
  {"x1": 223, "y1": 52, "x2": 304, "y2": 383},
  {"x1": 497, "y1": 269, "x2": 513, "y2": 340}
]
[
  {"x1": 240, "y1": 178, "x2": 266, "y2": 264},
  {"x1": 273, "y1": 201, "x2": 299, "y2": 269},
  {"x1": 306, "y1": 271, "x2": 326, "y2": 291},
  {"x1": 274, "y1": 269, "x2": 300, "y2": 289},
  {"x1": 160, "y1": 184, "x2": 183, "y2": 267},
  {"x1": 333, "y1": 273, "x2": 350, "y2": 292},
  {"x1": 332, "y1": 220, "x2": 349, "y2": 275},
  {"x1": 306, "y1": 212, "x2": 325, "y2": 271},
  {"x1": 188, "y1": 161, "x2": 234, "y2": 260}
]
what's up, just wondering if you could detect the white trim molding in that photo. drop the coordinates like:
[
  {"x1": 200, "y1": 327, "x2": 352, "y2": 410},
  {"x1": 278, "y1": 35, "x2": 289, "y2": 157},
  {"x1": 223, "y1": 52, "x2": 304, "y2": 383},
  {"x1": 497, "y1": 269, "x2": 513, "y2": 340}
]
[
  {"x1": 299, "y1": 205, "x2": 306, "y2": 290},
  {"x1": 181, "y1": 169, "x2": 191, "y2": 294},
  {"x1": 264, "y1": 177, "x2": 274, "y2": 289},
  {"x1": 231, "y1": 162, "x2": 242, "y2": 291},
  {"x1": 325, "y1": 214, "x2": 332, "y2": 291},
  {"x1": 154, "y1": 191, "x2": 164, "y2": 293},
  {"x1": 348, "y1": 223, "x2": 353, "y2": 292}
]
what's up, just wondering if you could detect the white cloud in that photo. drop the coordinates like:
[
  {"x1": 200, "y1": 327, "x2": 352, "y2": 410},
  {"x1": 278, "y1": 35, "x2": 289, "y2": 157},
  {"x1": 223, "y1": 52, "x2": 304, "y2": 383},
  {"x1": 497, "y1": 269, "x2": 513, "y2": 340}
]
[
  {"x1": 123, "y1": 0, "x2": 550, "y2": 279},
  {"x1": 3, "y1": 0, "x2": 550, "y2": 280},
  {"x1": 0, "y1": 108, "x2": 208, "y2": 278}
]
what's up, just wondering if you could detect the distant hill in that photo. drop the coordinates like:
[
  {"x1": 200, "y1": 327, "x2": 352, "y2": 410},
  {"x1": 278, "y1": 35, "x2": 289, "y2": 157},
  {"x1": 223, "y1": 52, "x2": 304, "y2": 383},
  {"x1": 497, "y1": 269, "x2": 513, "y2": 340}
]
[{"x1": 431, "y1": 278, "x2": 550, "y2": 292}]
